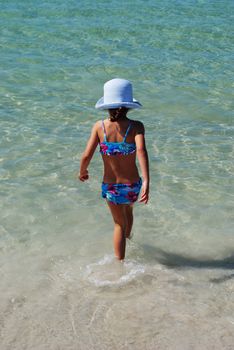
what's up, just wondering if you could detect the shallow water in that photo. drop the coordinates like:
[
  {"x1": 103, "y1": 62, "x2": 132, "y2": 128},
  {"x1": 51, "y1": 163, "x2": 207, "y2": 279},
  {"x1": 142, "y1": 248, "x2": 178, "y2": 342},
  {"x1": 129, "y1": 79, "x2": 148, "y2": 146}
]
[{"x1": 0, "y1": 0, "x2": 234, "y2": 349}]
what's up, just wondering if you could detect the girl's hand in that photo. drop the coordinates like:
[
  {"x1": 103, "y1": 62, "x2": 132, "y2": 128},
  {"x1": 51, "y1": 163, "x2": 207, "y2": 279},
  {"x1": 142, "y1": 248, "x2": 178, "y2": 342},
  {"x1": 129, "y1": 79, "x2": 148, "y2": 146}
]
[
  {"x1": 78, "y1": 170, "x2": 89, "y2": 182},
  {"x1": 138, "y1": 180, "x2": 149, "y2": 204}
]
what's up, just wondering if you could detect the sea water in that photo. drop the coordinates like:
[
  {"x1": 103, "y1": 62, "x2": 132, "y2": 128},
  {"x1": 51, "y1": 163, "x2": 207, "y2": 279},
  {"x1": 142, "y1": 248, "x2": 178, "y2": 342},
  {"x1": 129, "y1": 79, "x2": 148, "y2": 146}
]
[{"x1": 0, "y1": 1, "x2": 233, "y2": 349}]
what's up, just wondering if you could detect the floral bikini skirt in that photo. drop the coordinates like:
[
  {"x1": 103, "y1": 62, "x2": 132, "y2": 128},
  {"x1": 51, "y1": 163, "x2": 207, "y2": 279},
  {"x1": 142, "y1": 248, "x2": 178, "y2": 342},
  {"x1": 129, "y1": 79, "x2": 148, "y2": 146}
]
[{"x1": 101, "y1": 178, "x2": 142, "y2": 205}]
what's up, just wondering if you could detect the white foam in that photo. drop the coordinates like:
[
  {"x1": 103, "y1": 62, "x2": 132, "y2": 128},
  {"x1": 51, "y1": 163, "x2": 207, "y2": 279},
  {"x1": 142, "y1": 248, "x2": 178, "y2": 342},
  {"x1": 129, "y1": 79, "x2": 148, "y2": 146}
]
[{"x1": 84, "y1": 255, "x2": 146, "y2": 287}]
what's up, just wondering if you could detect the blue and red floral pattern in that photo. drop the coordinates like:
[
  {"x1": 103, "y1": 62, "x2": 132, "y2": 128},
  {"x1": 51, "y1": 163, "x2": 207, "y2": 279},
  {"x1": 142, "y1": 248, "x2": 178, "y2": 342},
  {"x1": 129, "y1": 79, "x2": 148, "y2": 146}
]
[
  {"x1": 100, "y1": 141, "x2": 136, "y2": 156},
  {"x1": 101, "y1": 178, "x2": 142, "y2": 205}
]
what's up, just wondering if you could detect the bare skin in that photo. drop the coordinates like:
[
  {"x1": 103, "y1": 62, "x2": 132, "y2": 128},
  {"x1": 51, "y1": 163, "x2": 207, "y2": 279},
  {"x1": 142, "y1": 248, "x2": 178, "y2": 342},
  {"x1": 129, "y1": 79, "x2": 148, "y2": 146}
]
[{"x1": 79, "y1": 109, "x2": 150, "y2": 260}]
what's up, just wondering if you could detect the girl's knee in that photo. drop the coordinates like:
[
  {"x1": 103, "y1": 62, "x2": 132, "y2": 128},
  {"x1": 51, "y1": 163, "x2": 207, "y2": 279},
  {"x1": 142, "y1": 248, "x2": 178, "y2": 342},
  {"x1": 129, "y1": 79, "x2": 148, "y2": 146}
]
[{"x1": 114, "y1": 221, "x2": 126, "y2": 232}]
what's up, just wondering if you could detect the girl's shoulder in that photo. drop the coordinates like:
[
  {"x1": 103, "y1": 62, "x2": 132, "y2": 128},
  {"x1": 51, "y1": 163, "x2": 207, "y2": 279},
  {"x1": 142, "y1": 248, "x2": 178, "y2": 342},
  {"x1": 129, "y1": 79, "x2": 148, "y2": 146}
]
[
  {"x1": 93, "y1": 119, "x2": 104, "y2": 129},
  {"x1": 93, "y1": 119, "x2": 106, "y2": 139},
  {"x1": 94, "y1": 118, "x2": 109, "y2": 125},
  {"x1": 130, "y1": 119, "x2": 145, "y2": 135}
]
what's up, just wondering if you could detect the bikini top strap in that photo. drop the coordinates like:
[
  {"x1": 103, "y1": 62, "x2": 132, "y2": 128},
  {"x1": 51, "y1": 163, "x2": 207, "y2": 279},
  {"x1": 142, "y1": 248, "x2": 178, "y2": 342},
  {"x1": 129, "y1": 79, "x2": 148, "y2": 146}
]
[
  {"x1": 101, "y1": 120, "x2": 107, "y2": 142},
  {"x1": 123, "y1": 123, "x2": 131, "y2": 142}
]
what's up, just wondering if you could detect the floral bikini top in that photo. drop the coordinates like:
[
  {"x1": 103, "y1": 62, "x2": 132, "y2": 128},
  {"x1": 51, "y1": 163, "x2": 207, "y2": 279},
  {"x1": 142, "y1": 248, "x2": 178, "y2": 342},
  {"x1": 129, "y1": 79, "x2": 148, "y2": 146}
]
[{"x1": 99, "y1": 120, "x2": 136, "y2": 156}]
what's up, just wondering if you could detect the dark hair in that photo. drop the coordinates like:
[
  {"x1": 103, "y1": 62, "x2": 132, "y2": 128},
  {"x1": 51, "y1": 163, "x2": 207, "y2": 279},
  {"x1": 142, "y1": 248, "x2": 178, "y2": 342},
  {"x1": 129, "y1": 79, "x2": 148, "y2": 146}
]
[{"x1": 108, "y1": 107, "x2": 129, "y2": 122}]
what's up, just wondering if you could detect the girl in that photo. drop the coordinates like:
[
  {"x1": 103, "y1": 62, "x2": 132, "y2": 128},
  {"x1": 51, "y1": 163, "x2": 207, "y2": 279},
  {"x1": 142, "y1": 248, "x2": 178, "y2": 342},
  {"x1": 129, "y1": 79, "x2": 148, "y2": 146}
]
[{"x1": 78, "y1": 78, "x2": 150, "y2": 260}]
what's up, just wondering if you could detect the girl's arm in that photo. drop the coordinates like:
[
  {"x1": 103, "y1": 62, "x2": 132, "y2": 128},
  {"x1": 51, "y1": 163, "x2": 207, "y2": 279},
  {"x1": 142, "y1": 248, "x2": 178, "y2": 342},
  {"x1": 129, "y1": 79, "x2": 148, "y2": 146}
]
[
  {"x1": 78, "y1": 122, "x2": 99, "y2": 182},
  {"x1": 135, "y1": 122, "x2": 150, "y2": 204}
]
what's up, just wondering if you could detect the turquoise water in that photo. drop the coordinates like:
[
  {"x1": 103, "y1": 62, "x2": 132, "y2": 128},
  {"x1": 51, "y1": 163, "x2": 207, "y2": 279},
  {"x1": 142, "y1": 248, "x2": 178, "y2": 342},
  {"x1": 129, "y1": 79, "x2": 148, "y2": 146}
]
[{"x1": 1, "y1": 1, "x2": 234, "y2": 349}]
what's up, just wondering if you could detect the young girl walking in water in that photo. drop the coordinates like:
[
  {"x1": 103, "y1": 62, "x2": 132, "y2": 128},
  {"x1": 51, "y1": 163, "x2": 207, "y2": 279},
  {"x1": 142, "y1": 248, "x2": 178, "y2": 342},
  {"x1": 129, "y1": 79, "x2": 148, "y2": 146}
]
[{"x1": 79, "y1": 78, "x2": 150, "y2": 260}]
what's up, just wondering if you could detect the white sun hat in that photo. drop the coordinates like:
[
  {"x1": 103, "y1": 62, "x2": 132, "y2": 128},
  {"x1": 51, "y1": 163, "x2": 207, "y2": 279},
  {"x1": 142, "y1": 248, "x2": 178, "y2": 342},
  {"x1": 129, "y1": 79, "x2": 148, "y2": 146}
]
[{"x1": 95, "y1": 78, "x2": 142, "y2": 110}]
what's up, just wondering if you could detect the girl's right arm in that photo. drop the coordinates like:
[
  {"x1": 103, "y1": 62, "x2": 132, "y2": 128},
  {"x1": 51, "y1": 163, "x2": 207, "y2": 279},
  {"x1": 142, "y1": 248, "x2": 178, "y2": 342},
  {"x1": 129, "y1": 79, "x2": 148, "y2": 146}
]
[
  {"x1": 78, "y1": 122, "x2": 99, "y2": 182},
  {"x1": 135, "y1": 122, "x2": 150, "y2": 204}
]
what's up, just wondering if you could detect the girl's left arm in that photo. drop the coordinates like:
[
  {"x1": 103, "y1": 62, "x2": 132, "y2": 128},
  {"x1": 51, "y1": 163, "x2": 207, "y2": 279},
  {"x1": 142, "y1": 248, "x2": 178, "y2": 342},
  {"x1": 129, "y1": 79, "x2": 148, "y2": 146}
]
[
  {"x1": 78, "y1": 122, "x2": 99, "y2": 182},
  {"x1": 135, "y1": 122, "x2": 150, "y2": 204}
]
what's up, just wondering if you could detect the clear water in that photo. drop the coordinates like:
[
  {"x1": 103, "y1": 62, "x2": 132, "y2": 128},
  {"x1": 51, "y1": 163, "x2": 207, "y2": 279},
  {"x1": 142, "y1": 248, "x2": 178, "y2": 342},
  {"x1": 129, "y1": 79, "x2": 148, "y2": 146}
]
[{"x1": 0, "y1": 1, "x2": 233, "y2": 349}]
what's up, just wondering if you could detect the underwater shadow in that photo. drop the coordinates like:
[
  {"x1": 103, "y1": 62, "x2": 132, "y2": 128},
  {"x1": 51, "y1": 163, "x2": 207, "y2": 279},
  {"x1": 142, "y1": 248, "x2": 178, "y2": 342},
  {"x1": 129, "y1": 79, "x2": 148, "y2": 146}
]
[
  {"x1": 142, "y1": 244, "x2": 234, "y2": 270},
  {"x1": 210, "y1": 274, "x2": 234, "y2": 284}
]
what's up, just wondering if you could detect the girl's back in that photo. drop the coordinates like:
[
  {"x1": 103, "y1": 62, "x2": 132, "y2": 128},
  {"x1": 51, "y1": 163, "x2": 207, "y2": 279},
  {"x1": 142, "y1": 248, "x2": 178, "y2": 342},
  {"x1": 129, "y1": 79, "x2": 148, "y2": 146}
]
[{"x1": 97, "y1": 118, "x2": 143, "y2": 183}]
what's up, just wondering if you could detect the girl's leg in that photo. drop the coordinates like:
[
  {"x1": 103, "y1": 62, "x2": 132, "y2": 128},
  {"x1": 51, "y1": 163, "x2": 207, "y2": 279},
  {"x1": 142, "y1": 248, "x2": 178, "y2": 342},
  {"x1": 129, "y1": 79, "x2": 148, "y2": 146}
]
[
  {"x1": 106, "y1": 202, "x2": 127, "y2": 260},
  {"x1": 124, "y1": 204, "x2": 134, "y2": 239}
]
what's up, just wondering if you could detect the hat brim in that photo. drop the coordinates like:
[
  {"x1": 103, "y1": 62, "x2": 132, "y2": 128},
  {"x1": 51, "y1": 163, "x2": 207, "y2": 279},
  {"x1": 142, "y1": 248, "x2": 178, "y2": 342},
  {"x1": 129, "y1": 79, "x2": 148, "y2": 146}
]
[{"x1": 95, "y1": 97, "x2": 142, "y2": 110}]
